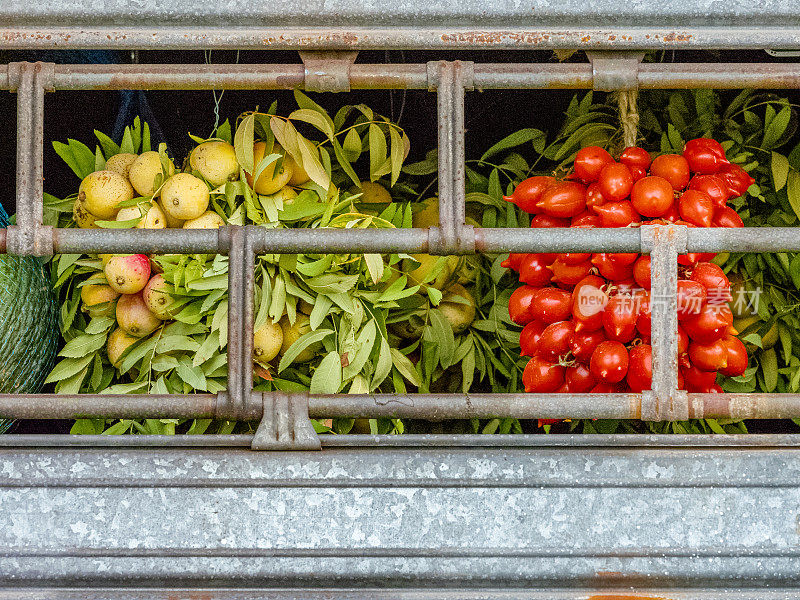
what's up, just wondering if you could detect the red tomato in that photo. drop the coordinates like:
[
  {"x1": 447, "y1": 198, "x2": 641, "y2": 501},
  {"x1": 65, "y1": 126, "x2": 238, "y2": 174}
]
[
  {"x1": 531, "y1": 214, "x2": 570, "y2": 228},
  {"x1": 591, "y1": 382, "x2": 621, "y2": 393},
  {"x1": 503, "y1": 176, "x2": 554, "y2": 214},
  {"x1": 585, "y1": 182, "x2": 606, "y2": 209},
  {"x1": 688, "y1": 338, "x2": 729, "y2": 371},
  {"x1": 678, "y1": 326, "x2": 689, "y2": 354},
  {"x1": 661, "y1": 201, "x2": 681, "y2": 223},
  {"x1": 598, "y1": 163, "x2": 634, "y2": 202},
  {"x1": 630, "y1": 176, "x2": 674, "y2": 218},
  {"x1": 536, "y1": 181, "x2": 587, "y2": 218},
  {"x1": 633, "y1": 255, "x2": 651, "y2": 290},
  {"x1": 717, "y1": 163, "x2": 755, "y2": 197},
  {"x1": 592, "y1": 253, "x2": 635, "y2": 281},
  {"x1": 681, "y1": 363, "x2": 718, "y2": 392},
  {"x1": 538, "y1": 320, "x2": 576, "y2": 361},
  {"x1": 650, "y1": 154, "x2": 691, "y2": 190},
  {"x1": 636, "y1": 292, "x2": 651, "y2": 336},
  {"x1": 523, "y1": 356, "x2": 565, "y2": 392},
  {"x1": 565, "y1": 363, "x2": 596, "y2": 392},
  {"x1": 677, "y1": 279, "x2": 707, "y2": 319},
  {"x1": 572, "y1": 274, "x2": 608, "y2": 332},
  {"x1": 519, "y1": 253, "x2": 553, "y2": 287},
  {"x1": 607, "y1": 252, "x2": 638, "y2": 266},
  {"x1": 683, "y1": 304, "x2": 734, "y2": 343},
  {"x1": 590, "y1": 340, "x2": 630, "y2": 383},
  {"x1": 690, "y1": 262, "x2": 732, "y2": 302},
  {"x1": 593, "y1": 201, "x2": 642, "y2": 228},
  {"x1": 519, "y1": 320, "x2": 546, "y2": 357},
  {"x1": 678, "y1": 189, "x2": 714, "y2": 227},
  {"x1": 626, "y1": 344, "x2": 652, "y2": 392},
  {"x1": 549, "y1": 259, "x2": 592, "y2": 287},
  {"x1": 629, "y1": 166, "x2": 647, "y2": 182},
  {"x1": 508, "y1": 285, "x2": 539, "y2": 325},
  {"x1": 570, "y1": 328, "x2": 607, "y2": 364},
  {"x1": 683, "y1": 138, "x2": 728, "y2": 175},
  {"x1": 530, "y1": 287, "x2": 573, "y2": 323},
  {"x1": 712, "y1": 206, "x2": 744, "y2": 228},
  {"x1": 557, "y1": 252, "x2": 592, "y2": 265},
  {"x1": 574, "y1": 146, "x2": 614, "y2": 182},
  {"x1": 719, "y1": 335, "x2": 748, "y2": 377},
  {"x1": 601, "y1": 293, "x2": 640, "y2": 343},
  {"x1": 501, "y1": 252, "x2": 524, "y2": 271},
  {"x1": 689, "y1": 174, "x2": 731, "y2": 208},
  {"x1": 620, "y1": 146, "x2": 651, "y2": 170},
  {"x1": 571, "y1": 211, "x2": 601, "y2": 228}
]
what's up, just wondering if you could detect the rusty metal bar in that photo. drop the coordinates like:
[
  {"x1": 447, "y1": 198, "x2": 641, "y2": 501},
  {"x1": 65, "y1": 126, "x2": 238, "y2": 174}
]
[{"x1": 1, "y1": 63, "x2": 799, "y2": 92}]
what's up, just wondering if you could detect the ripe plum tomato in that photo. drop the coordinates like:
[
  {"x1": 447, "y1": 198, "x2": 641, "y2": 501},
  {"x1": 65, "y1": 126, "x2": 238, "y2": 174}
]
[
  {"x1": 712, "y1": 206, "x2": 744, "y2": 228},
  {"x1": 718, "y1": 163, "x2": 755, "y2": 197},
  {"x1": 629, "y1": 166, "x2": 647, "y2": 182},
  {"x1": 574, "y1": 146, "x2": 614, "y2": 182},
  {"x1": 549, "y1": 259, "x2": 592, "y2": 287},
  {"x1": 661, "y1": 202, "x2": 681, "y2": 222},
  {"x1": 681, "y1": 363, "x2": 718, "y2": 392},
  {"x1": 518, "y1": 253, "x2": 553, "y2": 287},
  {"x1": 719, "y1": 335, "x2": 748, "y2": 377},
  {"x1": 590, "y1": 340, "x2": 629, "y2": 383},
  {"x1": 508, "y1": 285, "x2": 539, "y2": 325},
  {"x1": 592, "y1": 253, "x2": 635, "y2": 281},
  {"x1": 565, "y1": 363, "x2": 596, "y2": 392},
  {"x1": 538, "y1": 320, "x2": 576, "y2": 361},
  {"x1": 531, "y1": 214, "x2": 570, "y2": 228},
  {"x1": 690, "y1": 262, "x2": 732, "y2": 302},
  {"x1": 636, "y1": 292, "x2": 651, "y2": 336},
  {"x1": 501, "y1": 252, "x2": 524, "y2": 271},
  {"x1": 572, "y1": 274, "x2": 608, "y2": 332},
  {"x1": 620, "y1": 146, "x2": 651, "y2": 170},
  {"x1": 608, "y1": 252, "x2": 638, "y2": 266},
  {"x1": 530, "y1": 287, "x2": 573, "y2": 323},
  {"x1": 626, "y1": 344, "x2": 653, "y2": 393},
  {"x1": 570, "y1": 328, "x2": 606, "y2": 363},
  {"x1": 557, "y1": 252, "x2": 592, "y2": 265},
  {"x1": 633, "y1": 255, "x2": 651, "y2": 290},
  {"x1": 598, "y1": 163, "x2": 634, "y2": 202},
  {"x1": 571, "y1": 211, "x2": 601, "y2": 228},
  {"x1": 601, "y1": 293, "x2": 640, "y2": 343},
  {"x1": 536, "y1": 181, "x2": 587, "y2": 218},
  {"x1": 585, "y1": 183, "x2": 606, "y2": 209},
  {"x1": 591, "y1": 382, "x2": 621, "y2": 393},
  {"x1": 593, "y1": 201, "x2": 641, "y2": 228},
  {"x1": 682, "y1": 304, "x2": 733, "y2": 343},
  {"x1": 519, "y1": 320, "x2": 546, "y2": 357},
  {"x1": 689, "y1": 174, "x2": 730, "y2": 208},
  {"x1": 523, "y1": 356, "x2": 565, "y2": 393},
  {"x1": 678, "y1": 326, "x2": 689, "y2": 354},
  {"x1": 688, "y1": 338, "x2": 729, "y2": 371},
  {"x1": 630, "y1": 176, "x2": 674, "y2": 217},
  {"x1": 683, "y1": 138, "x2": 728, "y2": 175},
  {"x1": 678, "y1": 189, "x2": 714, "y2": 227},
  {"x1": 650, "y1": 154, "x2": 691, "y2": 190},
  {"x1": 677, "y1": 279, "x2": 707, "y2": 319},
  {"x1": 503, "y1": 176, "x2": 554, "y2": 214}
]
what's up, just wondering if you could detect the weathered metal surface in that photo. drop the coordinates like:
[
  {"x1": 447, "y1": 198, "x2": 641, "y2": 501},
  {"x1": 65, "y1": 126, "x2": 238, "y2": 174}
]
[
  {"x1": 299, "y1": 50, "x2": 359, "y2": 92},
  {"x1": 251, "y1": 392, "x2": 321, "y2": 450},
  {"x1": 1, "y1": 0, "x2": 800, "y2": 49},
  {"x1": 0, "y1": 439, "x2": 799, "y2": 589}
]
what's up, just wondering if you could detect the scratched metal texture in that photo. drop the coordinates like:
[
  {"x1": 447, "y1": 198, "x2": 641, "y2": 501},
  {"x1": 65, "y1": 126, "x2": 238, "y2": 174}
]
[
  {"x1": 0, "y1": 435, "x2": 799, "y2": 592},
  {"x1": 1, "y1": 0, "x2": 800, "y2": 48}
]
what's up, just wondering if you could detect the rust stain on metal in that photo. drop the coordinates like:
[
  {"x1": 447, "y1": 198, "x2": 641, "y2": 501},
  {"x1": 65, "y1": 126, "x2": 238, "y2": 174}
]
[
  {"x1": 440, "y1": 31, "x2": 552, "y2": 45},
  {"x1": 661, "y1": 32, "x2": 694, "y2": 43}
]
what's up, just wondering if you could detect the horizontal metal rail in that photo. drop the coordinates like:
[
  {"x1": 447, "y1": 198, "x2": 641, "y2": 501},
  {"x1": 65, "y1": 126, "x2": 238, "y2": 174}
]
[
  {"x1": 4, "y1": 62, "x2": 800, "y2": 91},
  {"x1": 1, "y1": 391, "x2": 799, "y2": 421}
]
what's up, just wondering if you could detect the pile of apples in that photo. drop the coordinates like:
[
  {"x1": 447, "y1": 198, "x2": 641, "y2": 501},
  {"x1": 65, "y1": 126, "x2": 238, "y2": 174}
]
[{"x1": 503, "y1": 138, "x2": 754, "y2": 395}]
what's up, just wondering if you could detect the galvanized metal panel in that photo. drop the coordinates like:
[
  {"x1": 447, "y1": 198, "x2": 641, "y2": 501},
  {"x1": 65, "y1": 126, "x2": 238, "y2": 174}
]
[
  {"x1": 1, "y1": 435, "x2": 800, "y2": 591},
  {"x1": 1, "y1": 0, "x2": 800, "y2": 49}
]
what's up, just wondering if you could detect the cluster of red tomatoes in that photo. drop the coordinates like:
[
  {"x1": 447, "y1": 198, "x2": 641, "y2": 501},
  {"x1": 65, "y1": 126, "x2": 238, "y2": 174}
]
[{"x1": 503, "y1": 138, "x2": 754, "y2": 400}]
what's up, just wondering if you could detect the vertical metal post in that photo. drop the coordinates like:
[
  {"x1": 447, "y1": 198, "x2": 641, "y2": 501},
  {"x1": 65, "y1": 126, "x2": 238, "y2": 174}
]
[
  {"x1": 9, "y1": 62, "x2": 53, "y2": 256},
  {"x1": 641, "y1": 224, "x2": 688, "y2": 421},
  {"x1": 223, "y1": 225, "x2": 255, "y2": 420},
  {"x1": 428, "y1": 60, "x2": 474, "y2": 255}
]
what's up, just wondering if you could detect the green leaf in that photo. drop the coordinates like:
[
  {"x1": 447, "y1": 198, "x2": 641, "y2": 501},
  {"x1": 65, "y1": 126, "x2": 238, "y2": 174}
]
[
  {"x1": 390, "y1": 348, "x2": 421, "y2": 387},
  {"x1": 368, "y1": 124, "x2": 387, "y2": 181},
  {"x1": 786, "y1": 170, "x2": 800, "y2": 222},
  {"x1": 388, "y1": 126, "x2": 403, "y2": 186},
  {"x1": 310, "y1": 351, "x2": 342, "y2": 394},
  {"x1": 332, "y1": 138, "x2": 361, "y2": 189},
  {"x1": 155, "y1": 335, "x2": 201, "y2": 354},
  {"x1": 289, "y1": 108, "x2": 335, "y2": 141},
  {"x1": 94, "y1": 130, "x2": 120, "y2": 157},
  {"x1": 343, "y1": 128, "x2": 362, "y2": 162},
  {"x1": 762, "y1": 348, "x2": 778, "y2": 392},
  {"x1": 45, "y1": 354, "x2": 95, "y2": 384},
  {"x1": 234, "y1": 113, "x2": 255, "y2": 174},
  {"x1": 119, "y1": 128, "x2": 135, "y2": 154},
  {"x1": 101, "y1": 381, "x2": 148, "y2": 394},
  {"x1": 343, "y1": 319, "x2": 377, "y2": 380},
  {"x1": 298, "y1": 135, "x2": 331, "y2": 190},
  {"x1": 364, "y1": 253, "x2": 384, "y2": 285},
  {"x1": 84, "y1": 316, "x2": 115, "y2": 335},
  {"x1": 175, "y1": 356, "x2": 207, "y2": 391},
  {"x1": 772, "y1": 152, "x2": 790, "y2": 192},
  {"x1": 426, "y1": 286, "x2": 443, "y2": 306},
  {"x1": 480, "y1": 128, "x2": 545, "y2": 161},
  {"x1": 278, "y1": 329, "x2": 334, "y2": 372},
  {"x1": 763, "y1": 106, "x2": 791, "y2": 148},
  {"x1": 71, "y1": 419, "x2": 105, "y2": 435},
  {"x1": 309, "y1": 295, "x2": 333, "y2": 330},
  {"x1": 58, "y1": 333, "x2": 107, "y2": 358}
]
